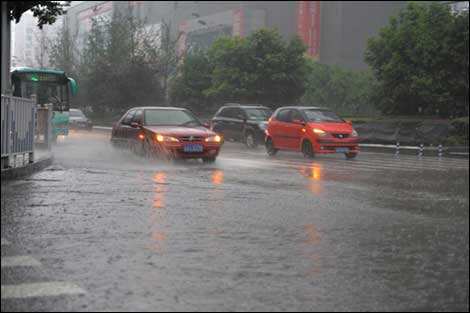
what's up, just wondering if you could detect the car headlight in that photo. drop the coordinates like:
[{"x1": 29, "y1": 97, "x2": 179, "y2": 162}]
[
  {"x1": 205, "y1": 135, "x2": 222, "y2": 143},
  {"x1": 258, "y1": 122, "x2": 268, "y2": 131},
  {"x1": 351, "y1": 129, "x2": 358, "y2": 137},
  {"x1": 156, "y1": 134, "x2": 179, "y2": 143},
  {"x1": 313, "y1": 128, "x2": 327, "y2": 137}
]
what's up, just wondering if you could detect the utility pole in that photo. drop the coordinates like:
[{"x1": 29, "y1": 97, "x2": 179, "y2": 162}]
[{"x1": 1, "y1": 1, "x2": 11, "y2": 94}]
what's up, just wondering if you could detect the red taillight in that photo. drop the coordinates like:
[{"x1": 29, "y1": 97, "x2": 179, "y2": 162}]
[{"x1": 138, "y1": 133, "x2": 145, "y2": 140}]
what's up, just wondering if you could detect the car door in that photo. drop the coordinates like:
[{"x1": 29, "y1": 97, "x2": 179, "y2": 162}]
[
  {"x1": 284, "y1": 109, "x2": 305, "y2": 150},
  {"x1": 113, "y1": 110, "x2": 132, "y2": 145},
  {"x1": 231, "y1": 108, "x2": 247, "y2": 141},
  {"x1": 118, "y1": 110, "x2": 135, "y2": 145},
  {"x1": 270, "y1": 109, "x2": 292, "y2": 149},
  {"x1": 211, "y1": 108, "x2": 230, "y2": 139},
  {"x1": 128, "y1": 109, "x2": 143, "y2": 143}
]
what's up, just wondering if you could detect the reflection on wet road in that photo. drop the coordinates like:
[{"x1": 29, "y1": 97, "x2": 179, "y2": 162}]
[{"x1": 1, "y1": 130, "x2": 469, "y2": 312}]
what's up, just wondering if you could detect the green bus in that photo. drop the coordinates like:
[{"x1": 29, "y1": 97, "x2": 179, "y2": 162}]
[{"x1": 11, "y1": 67, "x2": 78, "y2": 140}]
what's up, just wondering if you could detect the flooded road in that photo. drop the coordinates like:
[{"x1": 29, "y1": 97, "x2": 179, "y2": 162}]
[{"x1": 2, "y1": 130, "x2": 469, "y2": 311}]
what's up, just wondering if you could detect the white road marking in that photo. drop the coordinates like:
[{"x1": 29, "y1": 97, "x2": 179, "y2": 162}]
[
  {"x1": 1, "y1": 238, "x2": 11, "y2": 246},
  {"x1": 1, "y1": 256, "x2": 42, "y2": 268},
  {"x1": 1, "y1": 282, "x2": 86, "y2": 299}
]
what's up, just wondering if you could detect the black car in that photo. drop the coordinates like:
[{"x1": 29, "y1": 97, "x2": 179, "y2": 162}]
[
  {"x1": 68, "y1": 109, "x2": 93, "y2": 131},
  {"x1": 210, "y1": 104, "x2": 273, "y2": 148}
]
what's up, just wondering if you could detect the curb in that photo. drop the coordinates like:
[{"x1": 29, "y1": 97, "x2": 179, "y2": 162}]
[
  {"x1": 359, "y1": 144, "x2": 468, "y2": 159},
  {"x1": 1, "y1": 156, "x2": 54, "y2": 181}
]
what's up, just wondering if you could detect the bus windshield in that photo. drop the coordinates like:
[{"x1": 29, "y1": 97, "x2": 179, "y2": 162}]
[
  {"x1": 11, "y1": 69, "x2": 74, "y2": 112},
  {"x1": 19, "y1": 82, "x2": 69, "y2": 106}
]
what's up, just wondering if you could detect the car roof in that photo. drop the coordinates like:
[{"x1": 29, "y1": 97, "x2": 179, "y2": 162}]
[
  {"x1": 127, "y1": 106, "x2": 189, "y2": 111},
  {"x1": 275, "y1": 106, "x2": 330, "y2": 111},
  {"x1": 220, "y1": 104, "x2": 270, "y2": 109}
]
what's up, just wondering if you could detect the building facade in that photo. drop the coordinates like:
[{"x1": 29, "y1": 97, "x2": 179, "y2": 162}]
[
  {"x1": 63, "y1": 1, "x2": 411, "y2": 70},
  {"x1": 11, "y1": 13, "x2": 62, "y2": 69}
]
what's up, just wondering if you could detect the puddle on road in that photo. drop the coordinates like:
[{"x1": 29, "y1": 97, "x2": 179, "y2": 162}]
[
  {"x1": 211, "y1": 170, "x2": 224, "y2": 185},
  {"x1": 148, "y1": 171, "x2": 168, "y2": 254}
]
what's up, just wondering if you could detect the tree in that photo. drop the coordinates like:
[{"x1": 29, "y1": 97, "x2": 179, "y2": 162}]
[
  {"x1": 8, "y1": 1, "x2": 70, "y2": 29},
  {"x1": 205, "y1": 29, "x2": 308, "y2": 108},
  {"x1": 34, "y1": 30, "x2": 49, "y2": 68},
  {"x1": 77, "y1": 11, "x2": 164, "y2": 116},
  {"x1": 365, "y1": 2, "x2": 469, "y2": 117},
  {"x1": 49, "y1": 25, "x2": 78, "y2": 76},
  {"x1": 158, "y1": 20, "x2": 186, "y2": 105},
  {"x1": 301, "y1": 60, "x2": 378, "y2": 116},
  {"x1": 169, "y1": 50, "x2": 213, "y2": 113}
]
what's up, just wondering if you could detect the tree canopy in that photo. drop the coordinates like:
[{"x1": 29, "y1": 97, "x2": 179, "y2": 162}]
[
  {"x1": 171, "y1": 29, "x2": 308, "y2": 111},
  {"x1": 301, "y1": 60, "x2": 378, "y2": 116},
  {"x1": 8, "y1": 1, "x2": 70, "y2": 29},
  {"x1": 365, "y1": 2, "x2": 469, "y2": 117}
]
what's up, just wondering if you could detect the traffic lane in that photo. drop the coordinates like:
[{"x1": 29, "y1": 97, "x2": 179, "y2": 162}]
[{"x1": 1, "y1": 130, "x2": 468, "y2": 312}]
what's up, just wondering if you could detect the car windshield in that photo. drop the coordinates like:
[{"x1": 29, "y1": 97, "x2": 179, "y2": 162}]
[
  {"x1": 302, "y1": 109, "x2": 344, "y2": 123},
  {"x1": 70, "y1": 110, "x2": 85, "y2": 118},
  {"x1": 144, "y1": 109, "x2": 201, "y2": 126},
  {"x1": 245, "y1": 108, "x2": 272, "y2": 120}
]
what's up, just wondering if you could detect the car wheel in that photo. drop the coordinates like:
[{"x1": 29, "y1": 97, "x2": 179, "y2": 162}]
[
  {"x1": 345, "y1": 152, "x2": 357, "y2": 160},
  {"x1": 265, "y1": 137, "x2": 278, "y2": 156},
  {"x1": 302, "y1": 140, "x2": 315, "y2": 159},
  {"x1": 202, "y1": 157, "x2": 216, "y2": 163},
  {"x1": 245, "y1": 132, "x2": 257, "y2": 149}
]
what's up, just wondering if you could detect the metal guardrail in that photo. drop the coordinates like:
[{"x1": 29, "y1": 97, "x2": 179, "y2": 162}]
[{"x1": 1, "y1": 95, "x2": 36, "y2": 169}]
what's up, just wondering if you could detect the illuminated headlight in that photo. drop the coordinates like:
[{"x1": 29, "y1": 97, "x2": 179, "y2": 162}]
[
  {"x1": 156, "y1": 134, "x2": 179, "y2": 143},
  {"x1": 313, "y1": 128, "x2": 327, "y2": 137},
  {"x1": 205, "y1": 135, "x2": 222, "y2": 143},
  {"x1": 351, "y1": 129, "x2": 358, "y2": 137},
  {"x1": 258, "y1": 122, "x2": 268, "y2": 131}
]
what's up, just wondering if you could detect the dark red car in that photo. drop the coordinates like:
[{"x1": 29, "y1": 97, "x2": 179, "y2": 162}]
[{"x1": 111, "y1": 107, "x2": 222, "y2": 162}]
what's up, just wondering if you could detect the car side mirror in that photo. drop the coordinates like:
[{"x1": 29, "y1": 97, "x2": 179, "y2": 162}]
[
  {"x1": 345, "y1": 120, "x2": 353, "y2": 125},
  {"x1": 292, "y1": 119, "x2": 306, "y2": 126},
  {"x1": 202, "y1": 122, "x2": 210, "y2": 129},
  {"x1": 130, "y1": 122, "x2": 142, "y2": 128}
]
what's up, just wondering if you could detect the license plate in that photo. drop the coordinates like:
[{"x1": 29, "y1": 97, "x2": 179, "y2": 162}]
[
  {"x1": 335, "y1": 147, "x2": 349, "y2": 153},
  {"x1": 183, "y1": 144, "x2": 203, "y2": 153}
]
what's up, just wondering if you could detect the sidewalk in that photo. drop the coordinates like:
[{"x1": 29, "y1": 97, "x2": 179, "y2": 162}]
[{"x1": 1, "y1": 148, "x2": 54, "y2": 180}]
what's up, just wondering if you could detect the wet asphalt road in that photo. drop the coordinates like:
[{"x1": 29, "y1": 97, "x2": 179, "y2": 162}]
[{"x1": 1, "y1": 130, "x2": 469, "y2": 312}]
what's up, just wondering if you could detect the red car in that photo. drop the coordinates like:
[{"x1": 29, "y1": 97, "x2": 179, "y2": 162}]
[
  {"x1": 111, "y1": 107, "x2": 222, "y2": 162},
  {"x1": 265, "y1": 106, "x2": 359, "y2": 159}
]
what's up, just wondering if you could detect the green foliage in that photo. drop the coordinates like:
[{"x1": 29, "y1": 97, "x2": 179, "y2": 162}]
[
  {"x1": 301, "y1": 59, "x2": 378, "y2": 116},
  {"x1": 49, "y1": 25, "x2": 78, "y2": 77},
  {"x1": 169, "y1": 51, "x2": 213, "y2": 113},
  {"x1": 8, "y1": 1, "x2": 70, "y2": 29},
  {"x1": 171, "y1": 29, "x2": 308, "y2": 110},
  {"x1": 76, "y1": 11, "x2": 164, "y2": 115},
  {"x1": 206, "y1": 29, "x2": 308, "y2": 107},
  {"x1": 365, "y1": 2, "x2": 469, "y2": 117}
]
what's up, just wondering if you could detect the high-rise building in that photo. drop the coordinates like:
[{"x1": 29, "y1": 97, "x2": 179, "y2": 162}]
[{"x1": 11, "y1": 13, "x2": 62, "y2": 68}]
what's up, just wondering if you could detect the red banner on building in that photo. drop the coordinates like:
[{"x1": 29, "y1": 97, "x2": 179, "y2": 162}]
[
  {"x1": 177, "y1": 21, "x2": 189, "y2": 57},
  {"x1": 297, "y1": 1, "x2": 321, "y2": 58},
  {"x1": 232, "y1": 8, "x2": 245, "y2": 37}
]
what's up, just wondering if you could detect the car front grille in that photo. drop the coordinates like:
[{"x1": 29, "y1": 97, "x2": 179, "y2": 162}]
[
  {"x1": 332, "y1": 133, "x2": 349, "y2": 139},
  {"x1": 179, "y1": 136, "x2": 204, "y2": 142}
]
